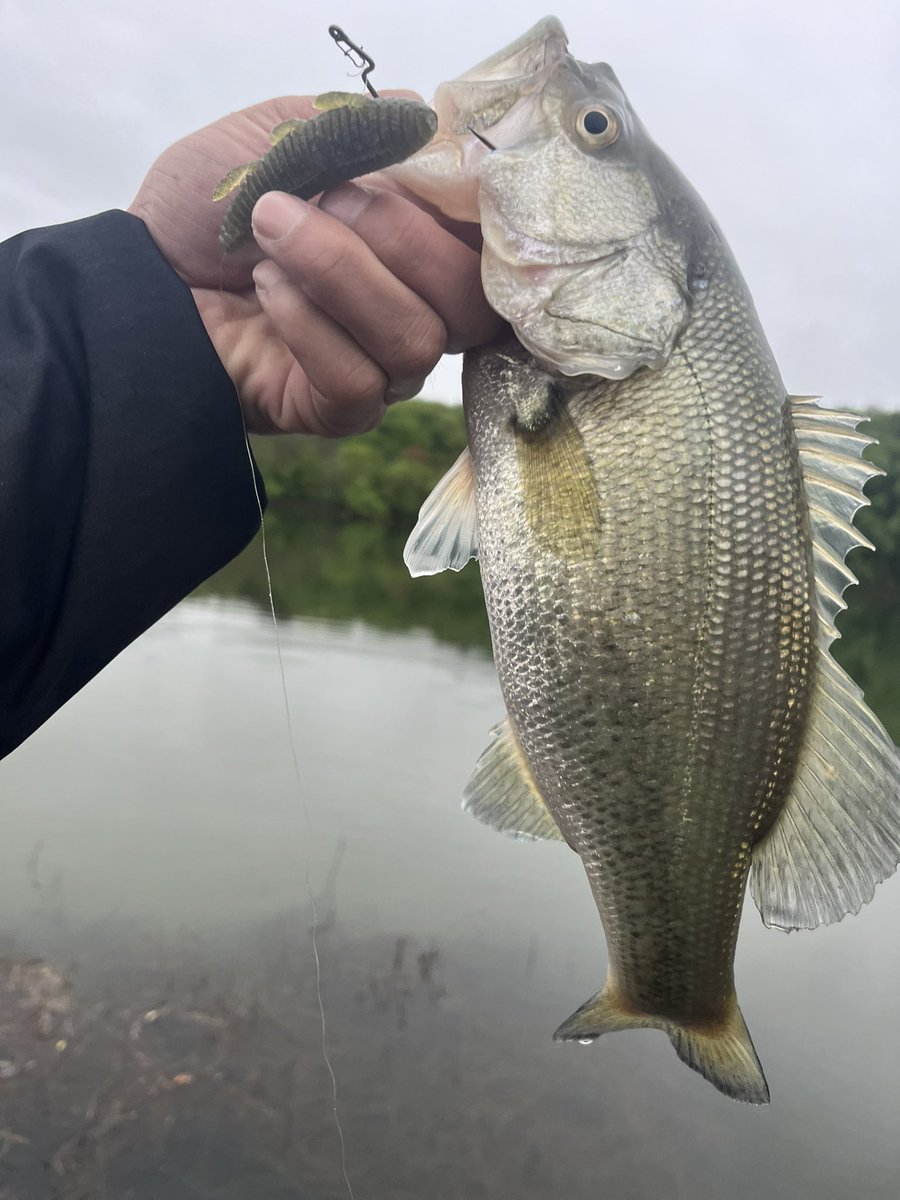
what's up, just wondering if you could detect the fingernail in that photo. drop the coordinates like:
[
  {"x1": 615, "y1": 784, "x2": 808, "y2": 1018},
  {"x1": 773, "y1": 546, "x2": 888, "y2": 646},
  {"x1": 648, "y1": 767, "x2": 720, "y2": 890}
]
[
  {"x1": 319, "y1": 183, "x2": 372, "y2": 226},
  {"x1": 385, "y1": 377, "x2": 427, "y2": 405},
  {"x1": 252, "y1": 260, "x2": 285, "y2": 292},
  {"x1": 252, "y1": 192, "x2": 310, "y2": 242}
]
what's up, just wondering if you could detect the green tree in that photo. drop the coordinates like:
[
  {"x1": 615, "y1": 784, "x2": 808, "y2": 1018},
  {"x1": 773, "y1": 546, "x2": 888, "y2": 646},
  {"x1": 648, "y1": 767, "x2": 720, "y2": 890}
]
[{"x1": 247, "y1": 399, "x2": 467, "y2": 529}]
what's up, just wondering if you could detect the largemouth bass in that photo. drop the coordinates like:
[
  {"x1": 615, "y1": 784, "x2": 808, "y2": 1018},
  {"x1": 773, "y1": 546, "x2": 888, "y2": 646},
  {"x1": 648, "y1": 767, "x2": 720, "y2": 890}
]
[{"x1": 400, "y1": 18, "x2": 900, "y2": 1103}]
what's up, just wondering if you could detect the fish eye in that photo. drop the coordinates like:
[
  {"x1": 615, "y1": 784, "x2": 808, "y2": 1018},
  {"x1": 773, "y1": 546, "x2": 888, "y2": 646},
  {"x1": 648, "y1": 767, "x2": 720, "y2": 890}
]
[{"x1": 576, "y1": 105, "x2": 619, "y2": 148}]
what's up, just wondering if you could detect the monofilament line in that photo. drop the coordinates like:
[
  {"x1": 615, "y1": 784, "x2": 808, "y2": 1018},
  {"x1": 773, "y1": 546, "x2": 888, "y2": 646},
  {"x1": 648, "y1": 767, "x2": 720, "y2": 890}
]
[{"x1": 240, "y1": 430, "x2": 356, "y2": 1200}]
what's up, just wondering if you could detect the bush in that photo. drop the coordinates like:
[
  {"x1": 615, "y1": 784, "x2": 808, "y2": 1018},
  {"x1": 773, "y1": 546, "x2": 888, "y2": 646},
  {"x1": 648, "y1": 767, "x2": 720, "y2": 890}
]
[{"x1": 249, "y1": 400, "x2": 467, "y2": 529}]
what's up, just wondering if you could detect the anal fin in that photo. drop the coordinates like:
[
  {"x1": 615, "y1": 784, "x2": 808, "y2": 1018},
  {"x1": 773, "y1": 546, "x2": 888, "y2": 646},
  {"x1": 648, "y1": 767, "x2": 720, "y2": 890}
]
[{"x1": 463, "y1": 717, "x2": 565, "y2": 842}]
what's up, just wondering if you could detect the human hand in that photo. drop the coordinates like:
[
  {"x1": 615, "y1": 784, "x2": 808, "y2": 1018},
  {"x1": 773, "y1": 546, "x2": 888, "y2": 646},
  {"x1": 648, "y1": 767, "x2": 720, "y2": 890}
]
[{"x1": 129, "y1": 95, "x2": 504, "y2": 436}]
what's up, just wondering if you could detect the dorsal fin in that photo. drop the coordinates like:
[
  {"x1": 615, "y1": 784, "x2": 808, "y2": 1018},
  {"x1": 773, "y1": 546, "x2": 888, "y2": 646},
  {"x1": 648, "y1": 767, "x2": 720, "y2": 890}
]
[
  {"x1": 750, "y1": 397, "x2": 900, "y2": 930},
  {"x1": 791, "y1": 396, "x2": 882, "y2": 645}
]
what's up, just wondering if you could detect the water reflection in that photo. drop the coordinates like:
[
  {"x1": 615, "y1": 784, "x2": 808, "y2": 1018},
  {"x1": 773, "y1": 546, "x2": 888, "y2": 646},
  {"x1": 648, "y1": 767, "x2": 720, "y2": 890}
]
[
  {"x1": 194, "y1": 513, "x2": 492, "y2": 651},
  {"x1": 0, "y1": 533, "x2": 898, "y2": 1197}
]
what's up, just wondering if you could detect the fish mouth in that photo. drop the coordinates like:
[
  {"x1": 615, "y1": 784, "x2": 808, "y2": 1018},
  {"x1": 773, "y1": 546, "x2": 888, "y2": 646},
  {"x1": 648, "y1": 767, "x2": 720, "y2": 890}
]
[
  {"x1": 517, "y1": 310, "x2": 668, "y2": 379},
  {"x1": 435, "y1": 16, "x2": 569, "y2": 137}
]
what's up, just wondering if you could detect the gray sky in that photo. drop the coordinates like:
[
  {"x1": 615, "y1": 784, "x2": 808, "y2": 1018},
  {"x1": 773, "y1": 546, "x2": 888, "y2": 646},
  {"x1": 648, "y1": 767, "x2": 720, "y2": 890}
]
[{"x1": 1, "y1": 0, "x2": 897, "y2": 409}]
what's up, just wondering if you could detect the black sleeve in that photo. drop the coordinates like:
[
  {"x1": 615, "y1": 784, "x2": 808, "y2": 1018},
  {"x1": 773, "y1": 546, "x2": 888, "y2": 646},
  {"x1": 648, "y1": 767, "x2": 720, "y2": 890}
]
[{"x1": 0, "y1": 210, "x2": 263, "y2": 760}]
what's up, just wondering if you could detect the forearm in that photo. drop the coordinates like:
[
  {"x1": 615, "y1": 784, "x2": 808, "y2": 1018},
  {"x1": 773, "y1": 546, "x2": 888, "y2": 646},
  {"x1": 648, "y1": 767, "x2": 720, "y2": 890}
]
[{"x1": 0, "y1": 210, "x2": 262, "y2": 759}]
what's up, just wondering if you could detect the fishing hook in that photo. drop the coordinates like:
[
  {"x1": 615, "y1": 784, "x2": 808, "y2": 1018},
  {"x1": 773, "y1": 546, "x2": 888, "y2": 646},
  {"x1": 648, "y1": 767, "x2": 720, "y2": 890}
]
[
  {"x1": 467, "y1": 125, "x2": 496, "y2": 151},
  {"x1": 328, "y1": 23, "x2": 494, "y2": 149},
  {"x1": 328, "y1": 25, "x2": 379, "y2": 98}
]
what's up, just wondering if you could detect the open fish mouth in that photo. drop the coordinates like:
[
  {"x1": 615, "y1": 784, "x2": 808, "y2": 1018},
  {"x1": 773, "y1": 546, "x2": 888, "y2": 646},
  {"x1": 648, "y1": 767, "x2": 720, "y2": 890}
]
[{"x1": 432, "y1": 15, "x2": 569, "y2": 139}]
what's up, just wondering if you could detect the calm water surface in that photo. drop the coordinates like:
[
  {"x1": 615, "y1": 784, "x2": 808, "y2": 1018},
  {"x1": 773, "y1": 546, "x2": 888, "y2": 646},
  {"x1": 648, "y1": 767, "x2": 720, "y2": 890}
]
[{"x1": 0, "y1": 552, "x2": 898, "y2": 1197}]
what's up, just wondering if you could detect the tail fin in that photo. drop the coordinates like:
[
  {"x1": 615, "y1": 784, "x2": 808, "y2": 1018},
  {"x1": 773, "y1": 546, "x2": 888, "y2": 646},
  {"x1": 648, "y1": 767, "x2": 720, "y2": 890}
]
[
  {"x1": 667, "y1": 1006, "x2": 769, "y2": 1104},
  {"x1": 553, "y1": 981, "x2": 769, "y2": 1105}
]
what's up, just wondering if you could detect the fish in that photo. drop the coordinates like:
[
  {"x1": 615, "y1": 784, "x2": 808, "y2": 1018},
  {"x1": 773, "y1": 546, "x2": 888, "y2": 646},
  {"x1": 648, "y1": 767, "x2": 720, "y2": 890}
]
[
  {"x1": 213, "y1": 95, "x2": 437, "y2": 251},
  {"x1": 398, "y1": 17, "x2": 900, "y2": 1103}
]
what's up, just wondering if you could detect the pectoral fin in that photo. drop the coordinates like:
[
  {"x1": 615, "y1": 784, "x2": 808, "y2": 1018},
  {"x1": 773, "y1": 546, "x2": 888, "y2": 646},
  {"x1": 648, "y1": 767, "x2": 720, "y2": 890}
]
[
  {"x1": 403, "y1": 447, "x2": 478, "y2": 577},
  {"x1": 463, "y1": 717, "x2": 565, "y2": 842},
  {"x1": 516, "y1": 398, "x2": 601, "y2": 563},
  {"x1": 749, "y1": 398, "x2": 900, "y2": 930}
]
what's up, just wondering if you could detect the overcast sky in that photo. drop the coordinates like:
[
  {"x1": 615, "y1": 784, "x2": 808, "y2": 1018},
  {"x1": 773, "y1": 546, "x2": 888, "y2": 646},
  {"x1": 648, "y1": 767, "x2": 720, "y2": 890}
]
[{"x1": 1, "y1": 0, "x2": 897, "y2": 409}]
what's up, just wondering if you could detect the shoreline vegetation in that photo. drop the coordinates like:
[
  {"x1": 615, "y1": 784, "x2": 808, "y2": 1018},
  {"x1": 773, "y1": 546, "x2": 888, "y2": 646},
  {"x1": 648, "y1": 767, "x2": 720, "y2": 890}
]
[
  {"x1": 197, "y1": 400, "x2": 491, "y2": 649},
  {"x1": 198, "y1": 401, "x2": 900, "y2": 736}
]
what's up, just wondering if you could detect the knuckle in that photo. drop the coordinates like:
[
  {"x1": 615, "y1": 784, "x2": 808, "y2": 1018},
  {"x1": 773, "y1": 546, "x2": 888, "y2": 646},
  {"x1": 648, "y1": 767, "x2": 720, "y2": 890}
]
[
  {"x1": 389, "y1": 310, "x2": 447, "y2": 376},
  {"x1": 339, "y1": 358, "x2": 386, "y2": 409},
  {"x1": 295, "y1": 234, "x2": 351, "y2": 281}
]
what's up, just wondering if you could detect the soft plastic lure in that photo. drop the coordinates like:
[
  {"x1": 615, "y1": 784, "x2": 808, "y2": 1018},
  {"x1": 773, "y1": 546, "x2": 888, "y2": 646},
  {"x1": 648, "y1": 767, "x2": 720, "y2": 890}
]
[{"x1": 214, "y1": 95, "x2": 438, "y2": 252}]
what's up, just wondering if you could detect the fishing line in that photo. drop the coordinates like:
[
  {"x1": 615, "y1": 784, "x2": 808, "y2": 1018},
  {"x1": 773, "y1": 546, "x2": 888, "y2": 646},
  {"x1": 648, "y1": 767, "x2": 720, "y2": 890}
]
[
  {"x1": 240, "y1": 437, "x2": 355, "y2": 1200},
  {"x1": 214, "y1": 27, "x2": 392, "y2": 1181},
  {"x1": 216, "y1": 246, "x2": 355, "y2": 1200}
]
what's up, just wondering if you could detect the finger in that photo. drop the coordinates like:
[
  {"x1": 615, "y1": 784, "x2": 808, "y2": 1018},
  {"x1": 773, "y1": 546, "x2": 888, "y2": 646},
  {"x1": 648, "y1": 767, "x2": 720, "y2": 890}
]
[
  {"x1": 362, "y1": 171, "x2": 487, "y2": 252},
  {"x1": 319, "y1": 183, "x2": 505, "y2": 353},
  {"x1": 252, "y1": 191, "x2": 447, "y2": 391},
  {"x1": 251, "y1": 259, "x2": 388, "y2": 437}
]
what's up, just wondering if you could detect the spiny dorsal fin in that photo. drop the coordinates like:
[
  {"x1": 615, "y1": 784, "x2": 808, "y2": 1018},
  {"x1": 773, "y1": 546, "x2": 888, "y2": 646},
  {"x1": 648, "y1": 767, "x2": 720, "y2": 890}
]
[
  {"x1": 791, "y1": 395, "x2": 883, "y2": 645},
  {"x1": 749, "y1": 397, "x2": 900, "y2": 931},
  {"x1": 463, "y1": 717, "x2": 565, "y2": 842},
  {"x1": 403, "y1": 447, "x2": 478, "y2": 577},
  {"x1": 211, "y1": 162, "x2": 257, "y2": 202},
  {"x1": 269, "y1": 118, "x2": 307, "y2": 146}
]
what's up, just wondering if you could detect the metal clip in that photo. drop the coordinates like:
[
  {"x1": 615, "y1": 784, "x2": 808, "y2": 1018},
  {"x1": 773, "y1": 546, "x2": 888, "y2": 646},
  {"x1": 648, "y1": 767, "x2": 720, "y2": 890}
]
[{"x1": 328, "y1": 25, "x2": 379, "y2": 98}]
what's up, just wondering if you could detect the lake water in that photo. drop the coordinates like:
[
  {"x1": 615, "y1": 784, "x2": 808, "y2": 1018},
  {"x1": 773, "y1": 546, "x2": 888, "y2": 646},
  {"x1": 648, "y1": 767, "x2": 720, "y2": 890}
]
[{"x1": 0, "y1": 535, "x2": 898, "y2": 1198}]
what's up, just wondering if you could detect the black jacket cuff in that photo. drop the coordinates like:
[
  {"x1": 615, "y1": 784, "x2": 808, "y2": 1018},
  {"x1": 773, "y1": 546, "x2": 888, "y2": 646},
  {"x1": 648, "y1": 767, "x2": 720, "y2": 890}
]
[{"x1": 0, "y1": 210, "x2": 263, "y2": 758}]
